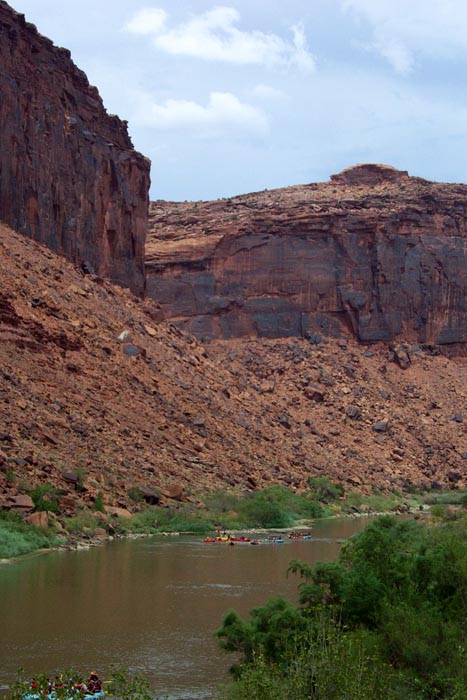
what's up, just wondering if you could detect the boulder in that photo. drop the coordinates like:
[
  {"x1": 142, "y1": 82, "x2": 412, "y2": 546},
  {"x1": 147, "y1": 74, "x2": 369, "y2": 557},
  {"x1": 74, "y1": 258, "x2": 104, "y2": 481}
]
[
  {"x1": 25, "y1": 511, "x2": 49, "y2": 528},
  {"x1": 93, "y1": 527, "x2": 107, "y2": 538},
  {"x1": 107, "y1": 506, "x2": 133, "y2": 519},
  {"x1": 373, "y1": 420, "x2": 390, "y2": 433},
  {"x1": 163, "y1": 483, "x2": 185, "y2": 501},
  {"x1": 304, "y1": 385, "x2": 325, "y2": 402},
  {"x1": 61, "y1": 471, "x2": 79, "y2": 485},
  {"x1": 9, "y1": 494, "x2": 34, "y2": 511},
  {"x1": 138, "y1": 485, "x2": 160, "y2": 505}
]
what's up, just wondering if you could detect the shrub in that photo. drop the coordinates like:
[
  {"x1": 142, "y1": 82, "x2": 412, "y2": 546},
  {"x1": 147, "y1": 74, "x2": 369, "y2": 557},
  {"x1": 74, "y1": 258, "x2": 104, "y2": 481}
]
[
  {"x1": 219, "y1": 516, "x2": 467, "y2": 699},
  {"x1": 128, "y1": 486, "x2": 144, "y2": 503},
  {"x1": 0, "y1": 511, "x2": 57, "y2": 558},
  {"x1": 235, "y1": 486, "x2": 326, "y2": 528},
  {"x1": 308, "y1": 476, "x2": 344, "y2": 503},
  {"x1": 30, "y1": 483, "x2": 60, "y2": 513},
  {"x1": 93, "y1": 491, "x2": 105, "y2": 513},
  {"x1": 63, "y1": 511, "x2": 101, "y2": 534}
]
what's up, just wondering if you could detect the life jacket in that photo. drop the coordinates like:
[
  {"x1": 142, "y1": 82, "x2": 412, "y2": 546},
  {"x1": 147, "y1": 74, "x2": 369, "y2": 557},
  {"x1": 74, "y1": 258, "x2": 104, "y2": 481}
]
[{"x1": 87, "y1": 679, "x2": 101, "y2": 693}]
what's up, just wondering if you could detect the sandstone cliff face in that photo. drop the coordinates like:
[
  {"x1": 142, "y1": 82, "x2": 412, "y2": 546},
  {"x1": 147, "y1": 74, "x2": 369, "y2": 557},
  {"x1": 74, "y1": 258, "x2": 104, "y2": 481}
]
[
  {"x1": 4, "y1": 219, "x2": 467, "y2": 505},
  {"x1": 147, "y1": 165, "x2": 467, "y2": 346},
  {"x1": 0, "y1": 1, "x2": 150, "y2": 294}
]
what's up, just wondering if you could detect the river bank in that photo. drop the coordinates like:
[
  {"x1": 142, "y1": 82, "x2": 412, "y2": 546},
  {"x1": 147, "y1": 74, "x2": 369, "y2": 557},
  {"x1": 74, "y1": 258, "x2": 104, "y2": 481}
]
[
  {"x1": 1, "y1": 505, "x2": 432, "y2": 567},
  {"x1": 0, "y1": 516, "x2": 377, "y2": 697},
  {"x1": 1, "y1": 479, "x2": 463, "y2": 562}
]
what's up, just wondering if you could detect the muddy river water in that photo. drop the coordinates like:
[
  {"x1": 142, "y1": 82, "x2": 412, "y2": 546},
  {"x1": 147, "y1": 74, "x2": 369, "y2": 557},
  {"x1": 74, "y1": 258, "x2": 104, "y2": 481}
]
[{"x1": 0, "y1": 517, "x2": 376, "y2": 699}]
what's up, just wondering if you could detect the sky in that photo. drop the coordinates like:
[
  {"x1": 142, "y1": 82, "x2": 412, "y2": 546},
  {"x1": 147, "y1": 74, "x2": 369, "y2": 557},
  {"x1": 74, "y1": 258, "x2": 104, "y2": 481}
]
[{"x1": 10, "y1": 0, "x2": 467, "y2": 201}]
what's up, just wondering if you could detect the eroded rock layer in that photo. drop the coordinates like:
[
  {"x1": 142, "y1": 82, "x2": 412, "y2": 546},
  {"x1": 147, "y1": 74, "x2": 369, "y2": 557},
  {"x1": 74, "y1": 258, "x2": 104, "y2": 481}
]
[
  {"x1": 3, "y1": 219, "x2": 467, "y2": 509},
  {"x1": 147, "y1": 164, "x2": 467, "y2": 346},
  {"x1": 0, "y1": 1, "x2": 150, "y2": 294}
]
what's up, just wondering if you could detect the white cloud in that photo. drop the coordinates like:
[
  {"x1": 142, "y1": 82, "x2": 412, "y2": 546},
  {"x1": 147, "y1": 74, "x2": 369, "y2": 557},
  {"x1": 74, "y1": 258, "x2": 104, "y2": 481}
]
[
  {"x1": 125, "y1": 5, "x2": 316, "y2": 71},
  {"x1": 124, "y1": 8, "x2": 167, "y2": 35},
  {"x1": 131, "y1": 90, "x2": 269, "y2": 136},
  {"x1": 290, "y1": 23, "x2": 316, "y2": 72},
  {"x1": 251, "y1": 84, "x2": 285, "y2": 100},
  {"x1": 342, "y1": 0, "x2": 467, "y2": 73}
]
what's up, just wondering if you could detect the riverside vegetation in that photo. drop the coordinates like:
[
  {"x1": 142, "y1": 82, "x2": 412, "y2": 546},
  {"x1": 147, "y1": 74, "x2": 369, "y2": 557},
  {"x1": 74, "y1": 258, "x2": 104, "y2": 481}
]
[
  {"x1": 7, "y1": 512, "x2": 467, "y2": 700},
  {"x1": 216, "y1": 514, "x2": 467, "y2": 700},
  {"x1": 2, "y1": 478, "x2": 467, "y2": 559}
]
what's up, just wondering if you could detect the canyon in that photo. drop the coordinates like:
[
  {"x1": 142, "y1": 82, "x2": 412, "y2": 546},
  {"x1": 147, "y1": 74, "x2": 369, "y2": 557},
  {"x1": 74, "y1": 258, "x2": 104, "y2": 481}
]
[
  {"x1": 0, "y1": 0, "x2": 150, "y2": 295},
  {"x1": 147, "y1": 163, "x2": 467, "y2": 348},
  {"x1": 2, "y1": 1, "x2": 467, "y2": 521},
  {"x1": 2, "y1": 219, "x2": 467, "y2": 517}
]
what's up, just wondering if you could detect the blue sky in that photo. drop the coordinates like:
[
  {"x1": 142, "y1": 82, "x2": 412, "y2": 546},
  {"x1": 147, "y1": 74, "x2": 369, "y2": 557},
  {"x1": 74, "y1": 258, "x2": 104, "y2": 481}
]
[{"x1": 11, "y1": 0, "x2": 467, "y2": 200}]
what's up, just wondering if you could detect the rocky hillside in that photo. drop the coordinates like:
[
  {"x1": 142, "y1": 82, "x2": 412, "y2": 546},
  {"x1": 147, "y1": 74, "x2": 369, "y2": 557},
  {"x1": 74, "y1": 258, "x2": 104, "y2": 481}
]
[
  {"x1": 2, "y1": 223, "x2": 467, "y2": 517},
  {"x1": 147, "y1": 164, "x2": 467, "y2": 347},
  {"x1": 0, "y1": 0, "x2": 150, "y2": 295}
]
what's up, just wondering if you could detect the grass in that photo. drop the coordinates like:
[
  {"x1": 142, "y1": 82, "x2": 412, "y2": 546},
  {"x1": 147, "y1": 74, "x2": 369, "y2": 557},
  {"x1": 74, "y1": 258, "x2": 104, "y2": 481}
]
[
  {"x1": 340, "y1": 491, "x2": 403, "y2": 514},
  {"x1": 5, "y1": 480, "x2": 467, "y2": 559},
  {"x1": 0, "y1": 511, "x2": 59, "y2": 558},
  {"x1": 423, "y1": 489, "x2": 467, "y2": 506}
]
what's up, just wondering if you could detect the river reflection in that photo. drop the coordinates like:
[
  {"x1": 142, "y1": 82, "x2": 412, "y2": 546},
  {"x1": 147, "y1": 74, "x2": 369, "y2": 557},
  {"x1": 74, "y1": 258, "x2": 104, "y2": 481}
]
[{"x1": 0, "y1": 517, "x2": 374, "y2": 698}]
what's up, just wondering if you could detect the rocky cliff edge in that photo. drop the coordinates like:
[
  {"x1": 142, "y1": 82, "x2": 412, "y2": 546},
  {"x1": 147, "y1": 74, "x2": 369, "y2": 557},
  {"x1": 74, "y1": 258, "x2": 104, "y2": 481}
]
[
  {"x1": 147, "y1": 164, "x2": 467, "y2": 347},
  {"x1": 0, "y1": 1, "x2": 150, "y2": 294}
]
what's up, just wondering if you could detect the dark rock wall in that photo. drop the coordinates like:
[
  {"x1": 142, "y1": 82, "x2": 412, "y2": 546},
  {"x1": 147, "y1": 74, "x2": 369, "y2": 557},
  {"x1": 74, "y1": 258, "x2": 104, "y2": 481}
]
[
  {"x1": 0, "y1": 1, "x2": 150, "y2": 294},
  {"x1": 147, "y1": 168, "x2": 467, "y2": 346}
]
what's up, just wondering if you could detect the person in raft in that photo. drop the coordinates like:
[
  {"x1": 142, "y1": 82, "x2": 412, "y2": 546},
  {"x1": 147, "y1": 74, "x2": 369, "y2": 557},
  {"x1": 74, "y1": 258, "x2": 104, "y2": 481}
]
[{"x1": 86, "y1": 673, "x2": 102, "y2": 694}]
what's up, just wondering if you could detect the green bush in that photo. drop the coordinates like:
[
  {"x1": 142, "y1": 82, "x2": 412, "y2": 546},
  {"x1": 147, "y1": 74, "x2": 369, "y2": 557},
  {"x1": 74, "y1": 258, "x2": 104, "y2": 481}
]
[
  {"x1": 235, "y1": 486, "x2": 326, "y2": 528},
  {"x1": 63, "y1": 511, "x2": 101, "y2": 534},
  {"x1": 93, "y1": 491, "x2": 105, "y2": 513},
  {"x1": 128, "y1": 486, "x2": 144, "y2": 503},
  {"x1": 0, "y1": 511, "x2": 57, "y2": 558},
  {"x1": 218, "y1": 516, "x2": 467, "y2": 699},
  {"x1": 118, "y1": 505, "x2": 215, "y2": 534},
  {"x1": 308, "y1": 476, "x2": 345, "y2": 503},
  {"x1": 220, "y1": 619, "x2": 400, "y2": 700},
  {"x1": 30, "y1": 483, "x2": 60, "y2": 513}
]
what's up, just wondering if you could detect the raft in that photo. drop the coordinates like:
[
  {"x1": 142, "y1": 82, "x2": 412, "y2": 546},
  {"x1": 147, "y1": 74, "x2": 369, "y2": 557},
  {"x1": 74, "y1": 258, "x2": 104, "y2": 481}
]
[
  {"x1": 25, "y1": 693, "x2": 104, "y2": 700},
  {"x1": 288, "y1": 531, "x2": 312, "y2": 540}
]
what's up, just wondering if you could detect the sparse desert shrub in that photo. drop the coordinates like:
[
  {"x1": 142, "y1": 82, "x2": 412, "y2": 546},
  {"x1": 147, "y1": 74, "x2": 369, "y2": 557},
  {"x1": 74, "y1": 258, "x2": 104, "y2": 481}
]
[
  {"x1": 308, "y1": 476, "x2": 344, "y2": 503},
  {"x1": 30, "y1": 483, "x2": 60, "y2": 513}
]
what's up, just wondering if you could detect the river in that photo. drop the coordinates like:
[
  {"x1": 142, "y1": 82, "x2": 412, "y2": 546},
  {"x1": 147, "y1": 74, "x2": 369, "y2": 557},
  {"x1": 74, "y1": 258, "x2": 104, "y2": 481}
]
[{"x1": 0, "y1": 517, "x2": 375, "y2": 699}]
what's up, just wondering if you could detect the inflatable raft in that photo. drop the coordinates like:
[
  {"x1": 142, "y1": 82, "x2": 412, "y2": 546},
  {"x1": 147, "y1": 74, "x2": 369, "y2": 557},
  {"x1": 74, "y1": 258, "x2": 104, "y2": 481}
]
[{"x1": 25, "y1": 692, "x2": 105, "y2": 700}]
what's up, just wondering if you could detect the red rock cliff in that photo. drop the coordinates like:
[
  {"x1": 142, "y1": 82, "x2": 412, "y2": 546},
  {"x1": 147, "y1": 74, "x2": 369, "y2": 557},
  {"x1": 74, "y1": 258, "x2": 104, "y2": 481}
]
[
  {"x1": 0, "y1": 1, "x2": 150, "y2": 294},
  {"x1": 146, "y1": 164, "x2": 467, "y2": 347}
]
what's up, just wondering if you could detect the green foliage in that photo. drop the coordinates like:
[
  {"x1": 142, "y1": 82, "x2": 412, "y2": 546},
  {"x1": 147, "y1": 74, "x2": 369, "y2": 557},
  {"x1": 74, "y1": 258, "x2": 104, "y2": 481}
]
[
  {"x1": 93, "y1": 492, "x2": 105, "y2": 513},
  {"x1": 341, "y1": 491, "x2": 401, "y2": 514},
  {"x1": 0, "y1": 511, "x2": 58, "y2": 558},
  {"x1": 235, "y1": 486, "x2": 326, "y2": 528},
  {"x1": 308, "y1": 476, "x2": 344, "y2": 503},
  {"x1": 71, "y1": 468, "x2": 86, "y2": 493},
  {"x1": 217, "y1": 596, "x2": 308, "y2": 671},
  {"x1": 219, "y1": 515, "x2": 467, "y2": 700},
  {"x1": 118, "y1": 505, "x2": 215, "y2": 534},
  {"x1": 128, "y1": 486, "x2": 144, "y2": 503},
  {"x1": 106, "y1": 666, "x2": 153, "y2": 700},
  {"x1": 30, "y1": 483, "x2": 60, "y2": 513},
  {"x1": 221, "y1": 620, "x2": 400, "y2": 700},
  {"x1": 204, "y1": 489, "x2": 240, "y2": 513},
  {"x1": 63, "y1": 511, "x2": 102, "y2": 534},
  {"x1": 424, "y1": 489, "x2": 467, "y2": 506}
]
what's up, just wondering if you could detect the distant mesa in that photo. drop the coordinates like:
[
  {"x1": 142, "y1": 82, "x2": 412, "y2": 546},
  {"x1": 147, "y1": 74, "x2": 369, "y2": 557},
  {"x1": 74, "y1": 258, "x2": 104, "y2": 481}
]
[
  {"x1": 147, "y1": 164, "x2": 467, "y2": 348},
  {"x1": 330, "y1": 163, "x2": 409, "y2": 186}
]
